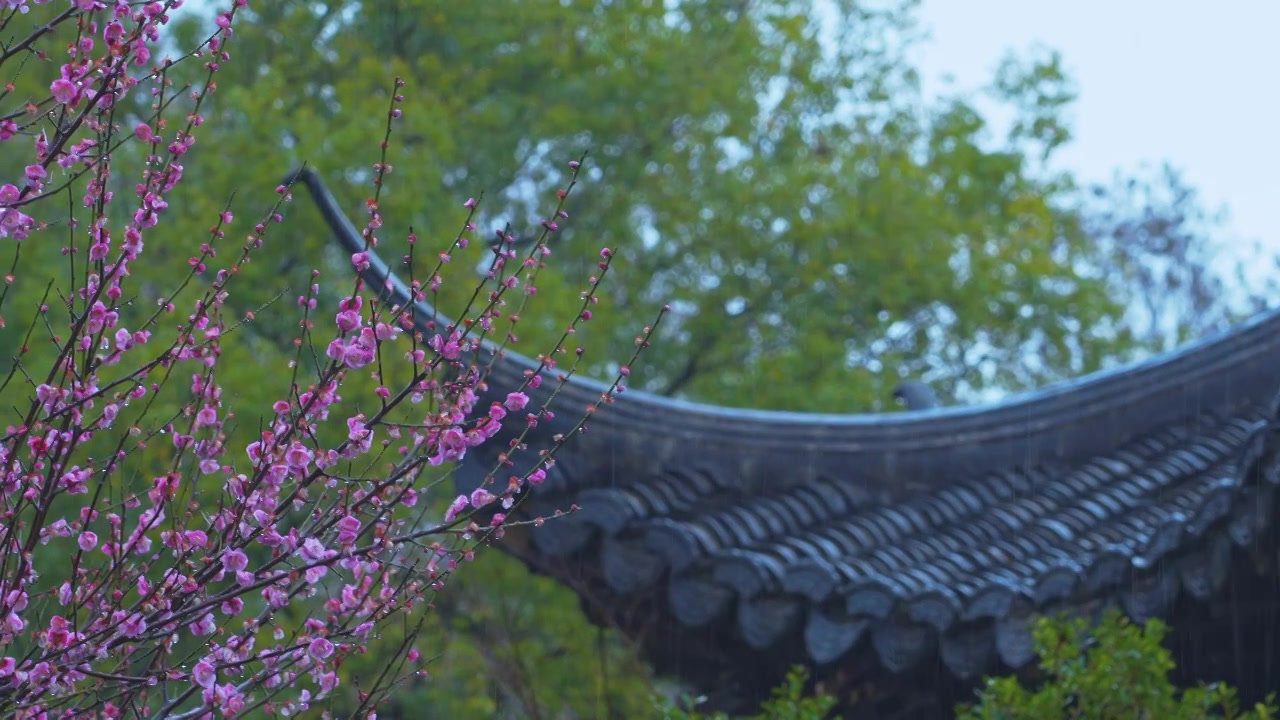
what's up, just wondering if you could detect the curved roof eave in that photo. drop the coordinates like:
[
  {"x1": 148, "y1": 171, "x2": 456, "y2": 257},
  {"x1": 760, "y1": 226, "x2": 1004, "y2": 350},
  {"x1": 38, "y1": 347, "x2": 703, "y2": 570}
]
[{"x1": 289, "y1": 167, "x2": 1280, "y2": 489}]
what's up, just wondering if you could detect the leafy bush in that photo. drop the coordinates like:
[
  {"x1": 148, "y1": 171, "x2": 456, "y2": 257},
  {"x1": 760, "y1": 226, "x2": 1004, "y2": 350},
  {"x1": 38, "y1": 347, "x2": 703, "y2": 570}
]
[
  {"x1": 958, "y1": 610, "x2": 1278, "y2": 720},
  {"x1": 651, "y1": 609, "x2": 1278, "y2": 720}
]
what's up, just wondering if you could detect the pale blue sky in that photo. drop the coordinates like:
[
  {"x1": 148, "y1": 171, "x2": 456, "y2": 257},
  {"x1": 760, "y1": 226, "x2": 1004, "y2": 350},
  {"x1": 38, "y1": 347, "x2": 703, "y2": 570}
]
[{"x1": 912, "y1": 1, "x2": 1280, "y2": 263}]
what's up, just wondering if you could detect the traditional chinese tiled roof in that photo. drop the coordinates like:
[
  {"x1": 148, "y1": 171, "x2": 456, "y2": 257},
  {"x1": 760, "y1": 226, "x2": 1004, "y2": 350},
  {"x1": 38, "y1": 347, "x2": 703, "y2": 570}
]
[
  {"x1": 468, "y1": 310, "x2": 1280, "y2": 677},
  {"x1": 291, "y1": 167, "x2": 1280, "y2": 715}
]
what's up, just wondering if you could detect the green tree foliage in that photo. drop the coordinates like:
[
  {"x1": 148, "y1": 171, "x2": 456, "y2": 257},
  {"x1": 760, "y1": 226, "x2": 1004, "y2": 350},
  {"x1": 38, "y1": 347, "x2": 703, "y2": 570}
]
[
  {"x1": 957, "y1": 610, "x2": 1278, "y2": 720},
  {"x1": 147, "y1": 0, "x2": 1269, "y2": 415}
]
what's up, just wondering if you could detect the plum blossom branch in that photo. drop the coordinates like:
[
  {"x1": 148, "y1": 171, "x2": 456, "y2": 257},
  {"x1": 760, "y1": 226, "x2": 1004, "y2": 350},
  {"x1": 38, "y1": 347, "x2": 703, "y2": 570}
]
[{"x1": 0, "y1": 3, "x2": 661, "y2": 717}]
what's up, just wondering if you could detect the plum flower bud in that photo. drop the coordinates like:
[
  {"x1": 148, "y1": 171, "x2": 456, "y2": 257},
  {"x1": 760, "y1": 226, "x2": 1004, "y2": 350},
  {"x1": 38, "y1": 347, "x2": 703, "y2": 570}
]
[
  {"x1": 299, "y1": 538, "x2": 332, "y2": 562},
  {"x1": 189, "y1": 613, "x2": 216, "y2": 636},
  {"x1": 469, "y1": 488, "x2": 496, "y2": 509},
  {"x1": 221, "y1": 549, "x2": 248, "y2": 572},
  {"x1": 283, "y1": 442, "x2": 313, "y2": 471},
  {"x1": 444, "y1": 494, "x2": 469, "y2": 523},
  {"x1": 51, "y1": 78, "x2": 78, "y2": 104},
  {"x1": 336, "y1": 515, "x2": 361, "y2": 545},
  {"x1": 428, "y1": 331, "x2": 462, "y2": 360},
  {"x1": 335, "y1": 309, "x2": 361, "y2": 333},
  {"x1": 429, "y1": 427, "x2": 467, "y2": 465},
  {"x1": 307, "y1": 637, "x2": 335, "y2": 661},
  {"x1": 195, "y1": 405, "x2": 218, "y2": 428},
  {"x1": 192, "y1": 660, "x2": 216, "y2": 689},
  {"x1": 120, "y1": 613, "x2": 147, "y2": 638}
]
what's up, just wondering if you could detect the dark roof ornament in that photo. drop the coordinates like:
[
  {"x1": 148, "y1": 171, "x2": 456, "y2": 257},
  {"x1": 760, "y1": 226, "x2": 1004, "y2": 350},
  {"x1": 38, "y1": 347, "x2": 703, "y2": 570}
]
[{"x1": 892, "y1": 380, "x2": 941, "y2": 411}]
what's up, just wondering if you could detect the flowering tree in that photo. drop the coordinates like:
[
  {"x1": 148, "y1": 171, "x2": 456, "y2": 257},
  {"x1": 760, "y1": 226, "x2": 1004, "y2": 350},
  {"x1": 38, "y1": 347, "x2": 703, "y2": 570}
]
[{"x1": 0, "y1": 1, "x2": 655, "y2": 716}]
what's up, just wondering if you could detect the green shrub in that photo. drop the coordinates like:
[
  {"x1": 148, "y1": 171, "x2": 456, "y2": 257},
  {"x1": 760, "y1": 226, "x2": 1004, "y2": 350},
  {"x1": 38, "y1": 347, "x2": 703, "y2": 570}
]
[
  {"x1": 649, "y1": 609, "x2": 1277, "y2": 720},
  {"x1": 958, "y1": 609, "x2": 1278, "y2": 720}
]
